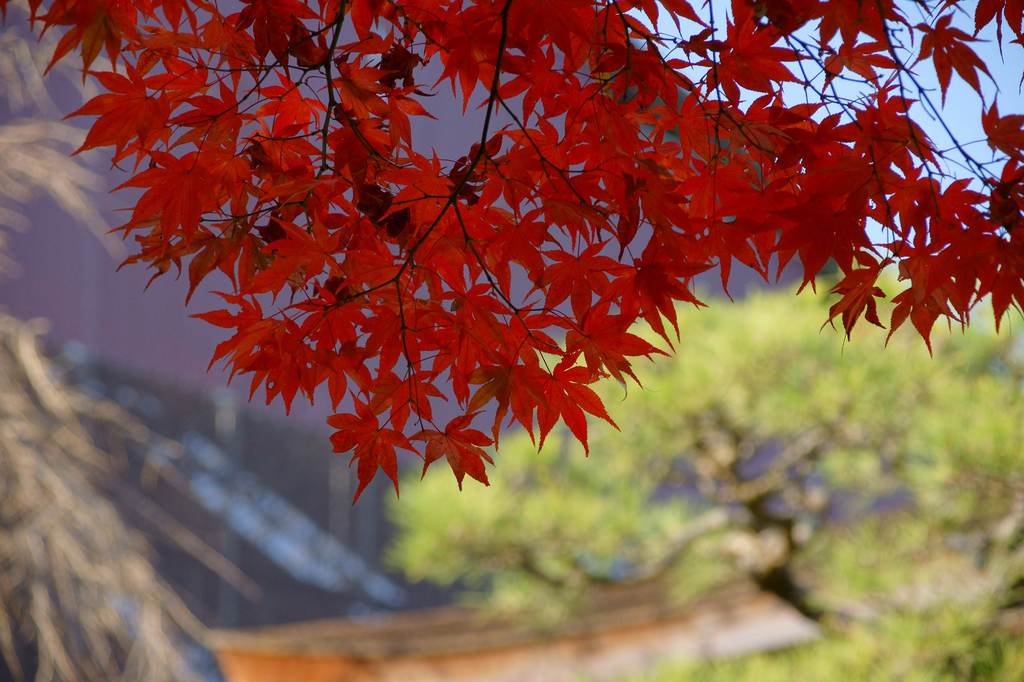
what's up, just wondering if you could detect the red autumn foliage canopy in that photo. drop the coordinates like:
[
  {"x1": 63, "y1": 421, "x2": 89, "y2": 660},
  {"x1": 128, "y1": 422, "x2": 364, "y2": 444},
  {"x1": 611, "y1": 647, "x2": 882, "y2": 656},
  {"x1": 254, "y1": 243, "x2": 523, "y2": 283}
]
[{"x1": 7, "y1": 0, "x2": 1024, "y2": 499}]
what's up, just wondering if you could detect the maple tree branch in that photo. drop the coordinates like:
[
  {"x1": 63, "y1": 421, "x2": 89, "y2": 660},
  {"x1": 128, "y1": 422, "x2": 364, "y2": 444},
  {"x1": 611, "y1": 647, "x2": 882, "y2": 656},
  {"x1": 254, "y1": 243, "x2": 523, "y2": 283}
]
[
  {"x1": 311, "y1": 0, "x2": 519, "y2": 430},
  {"x1": 318, "y1": 3, "x2": 347, "y2": 176},
  {"x1": 873, "y1": 0, "x2": 991, "y2": 183},
  {"x1": 451, "y1": 202, "x2": 560, "y2": 361},
  {"x1": 496, "y1": 95, "x2": 610, "y2": 220},
  {"x1": 702, "y1": 1, "x2": 724, "y2": 160},
  {"x1": 451, "y1": 202, "x2": 519, "y2": 313},
  {"x1": 394, "y1": 279, "x2": 429, "y2": 433},
  {"x1": 332, "y1": 104, "x2": 406, "y2": 170},
  {"x1": 778, "y1": 33, "x2": 940, "y2": 265},
  {"x1": 336, "y1": 0, "x2": 515, "y2": 305}
]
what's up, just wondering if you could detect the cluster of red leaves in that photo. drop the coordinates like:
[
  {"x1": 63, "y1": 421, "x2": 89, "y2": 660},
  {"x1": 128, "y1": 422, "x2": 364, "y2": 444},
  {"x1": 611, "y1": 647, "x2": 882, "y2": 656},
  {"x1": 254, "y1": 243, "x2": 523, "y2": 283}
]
[{"x1": 8, "y1": 0, "x2": 1024, "y2": 499}]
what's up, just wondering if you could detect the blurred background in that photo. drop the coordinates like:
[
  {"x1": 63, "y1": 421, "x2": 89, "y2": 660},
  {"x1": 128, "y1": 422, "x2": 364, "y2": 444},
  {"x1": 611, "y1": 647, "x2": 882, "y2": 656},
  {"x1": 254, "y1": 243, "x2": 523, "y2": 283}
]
[{"x1": 2, "y1": 1, "x2": 1024, "y2": 680}]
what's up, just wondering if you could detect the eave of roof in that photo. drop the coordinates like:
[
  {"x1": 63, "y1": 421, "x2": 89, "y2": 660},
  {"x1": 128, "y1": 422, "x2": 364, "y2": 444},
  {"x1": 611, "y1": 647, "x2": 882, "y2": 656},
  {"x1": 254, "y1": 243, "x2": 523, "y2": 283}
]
[{"x1": 208, "y1": 579, "x2": 816, "y2": 659}]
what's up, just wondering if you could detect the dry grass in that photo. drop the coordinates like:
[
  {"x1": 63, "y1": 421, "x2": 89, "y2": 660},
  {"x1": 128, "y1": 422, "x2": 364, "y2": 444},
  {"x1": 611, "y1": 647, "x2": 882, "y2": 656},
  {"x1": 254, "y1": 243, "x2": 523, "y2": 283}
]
[{"x1": 0, "y1": 317, "x2": 205, "y2": 682}]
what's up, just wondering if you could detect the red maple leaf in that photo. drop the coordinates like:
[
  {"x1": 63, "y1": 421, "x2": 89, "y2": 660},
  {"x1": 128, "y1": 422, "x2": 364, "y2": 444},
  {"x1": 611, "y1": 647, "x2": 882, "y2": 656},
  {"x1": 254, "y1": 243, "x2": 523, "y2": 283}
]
[
  {"x1": 414, "y1": 414, "x2": 494, "y2": 489},
  {"x1": 917, "y1": 14, "x2": 992, "y2": 101},
  {"x1": 12, "y1": 0, "x2": 1023, "y2": 497},
  {"x1": 329, "y1": 401, "x2": 416, "y2": 502}
]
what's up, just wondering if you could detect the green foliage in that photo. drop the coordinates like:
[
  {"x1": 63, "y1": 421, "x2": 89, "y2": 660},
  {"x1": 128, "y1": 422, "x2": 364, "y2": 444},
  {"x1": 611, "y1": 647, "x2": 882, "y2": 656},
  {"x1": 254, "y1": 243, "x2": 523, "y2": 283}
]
[{"x1": 389, "y1": 286, "x2": 1024, "y2": 661}]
